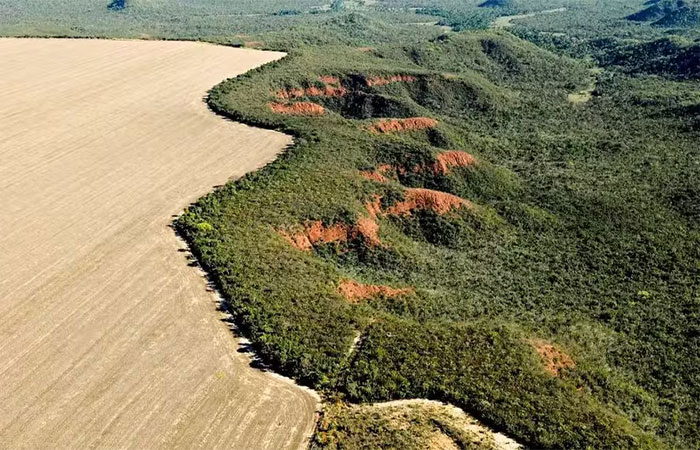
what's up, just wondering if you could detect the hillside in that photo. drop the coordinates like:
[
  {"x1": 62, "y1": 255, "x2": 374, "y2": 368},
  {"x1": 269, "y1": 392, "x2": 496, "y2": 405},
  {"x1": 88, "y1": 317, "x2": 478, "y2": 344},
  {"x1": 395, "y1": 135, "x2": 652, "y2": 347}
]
[
  {"x1": 478, "y1": 0, "x2": 515, "y2": 8},
  {"x1": 177, "y1": 25, "x2": 699, "y2": 449},
  {"x1": 628, "y1": 0, "x2": 700, "y2": 27},
  {"x1": 595, "y1": 36, "x2": 700, "y2": 79}
]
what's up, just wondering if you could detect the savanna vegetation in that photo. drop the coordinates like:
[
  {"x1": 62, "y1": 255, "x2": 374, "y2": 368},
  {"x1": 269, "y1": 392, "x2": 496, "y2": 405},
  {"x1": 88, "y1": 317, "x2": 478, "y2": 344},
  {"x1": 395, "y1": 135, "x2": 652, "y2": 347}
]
[{"x1": 4, "y1": 0, "x2": 698, "y2": 448}]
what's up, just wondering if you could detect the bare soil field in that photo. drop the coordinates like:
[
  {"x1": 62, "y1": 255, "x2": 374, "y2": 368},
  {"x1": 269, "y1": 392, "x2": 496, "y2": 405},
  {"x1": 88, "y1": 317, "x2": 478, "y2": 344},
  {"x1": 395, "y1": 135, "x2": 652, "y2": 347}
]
[{"x1": 0, "y1": 39, "x2": 317, "y2": 449}]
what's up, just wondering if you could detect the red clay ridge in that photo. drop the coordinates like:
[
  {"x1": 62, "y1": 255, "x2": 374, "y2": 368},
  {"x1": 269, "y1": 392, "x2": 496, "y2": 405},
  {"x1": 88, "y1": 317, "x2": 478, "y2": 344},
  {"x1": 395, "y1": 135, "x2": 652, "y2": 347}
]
[
  {"x1": 433, "y1": 151, "x2": 477, "y2": 174},
  {"x1": 354, "y1": 217, "x2": 381, "y2": 246},
  {"x1": 279, "y1": 220, "x2": 348, "y2": 250},
  {"x1": 360, "y1": 170, "x2": 388, "y2": 183},
  {"x1": 528, "y1": 339, "x2": 575, "y2": 377},
  {"x1": 280, "y1": 217, "x2": 381, "y2": 251},
  {"x1": 338, "y1": 279, "x2": 413, "y2": 302},
  {"x1": 319, "y1": 75, "x2": 341, "y2": 85},
  {"x1": 365, "y1": 195, "x2": 382, "y2": 219},
  {"x1": 366, "y1": 74, "x2": 417, "y2": 87},
  {"x1": 386, "y1": 188, "x2": 471, "y2": 216},
  {"x1": 269, "y1": 102, "x2": 325, "y2": 116},
  {"x1": 276, "y1": 85, "x2": 347, "y2": 99},
  {"x1": 387, "y1": 188, "x2": 471, "y2": 216},
  {"x1": 369, "y1": 117, "x2": 438, "y2": 134}
]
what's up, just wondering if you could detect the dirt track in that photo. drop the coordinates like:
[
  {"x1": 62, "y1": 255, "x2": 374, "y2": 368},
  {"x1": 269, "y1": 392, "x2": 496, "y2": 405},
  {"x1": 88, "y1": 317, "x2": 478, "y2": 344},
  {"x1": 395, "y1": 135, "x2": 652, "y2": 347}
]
[{"x1": 0, "y1": 39, "x2": 317, "y2": 449}]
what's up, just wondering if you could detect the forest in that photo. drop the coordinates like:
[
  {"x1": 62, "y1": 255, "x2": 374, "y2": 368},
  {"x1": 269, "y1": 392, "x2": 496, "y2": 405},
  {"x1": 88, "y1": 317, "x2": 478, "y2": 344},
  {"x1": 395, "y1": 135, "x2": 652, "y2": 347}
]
[{"x1": 174, "y1": 2, "x2": 699, "y2": 446}]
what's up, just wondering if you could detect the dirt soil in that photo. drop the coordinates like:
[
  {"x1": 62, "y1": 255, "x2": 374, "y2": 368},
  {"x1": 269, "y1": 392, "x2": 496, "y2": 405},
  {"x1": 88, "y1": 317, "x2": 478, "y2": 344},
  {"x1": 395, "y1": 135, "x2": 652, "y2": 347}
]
[
  {"x1": 269, "y1": 101, "x2": 326, "y2": 115},
  {"x1": 369, "y1": 117, "x2": 438, "y2": 133},
  {"x1": 0, "y1": 38, "x2": 317, "y2": 449},
  {"x1": 337, "y1": 280, "x2": 412, "y2": 302},
  {"x1": 528, "y1": 339, "x2": 575, "y2": 377},
  {"x1": 370, "y1": 399, "x2": 522, "y2": 450},
  {"x1": 387, "y1": 188, "x2": 472, "y2": 216}
]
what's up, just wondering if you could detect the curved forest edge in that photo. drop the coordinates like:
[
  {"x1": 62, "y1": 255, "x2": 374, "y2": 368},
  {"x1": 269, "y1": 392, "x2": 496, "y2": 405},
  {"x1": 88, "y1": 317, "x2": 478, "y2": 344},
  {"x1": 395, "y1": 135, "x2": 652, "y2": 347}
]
[{"x1": 175, "y1": 20, "x2": 699, "y2": 450}]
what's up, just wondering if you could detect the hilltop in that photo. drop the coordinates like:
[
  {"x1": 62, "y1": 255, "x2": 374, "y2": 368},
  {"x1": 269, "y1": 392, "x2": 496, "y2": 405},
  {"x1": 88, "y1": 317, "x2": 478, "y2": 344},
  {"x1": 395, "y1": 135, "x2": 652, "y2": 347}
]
[{"x1": 628, "y1": 0, "x2": 700, "y2": 27}]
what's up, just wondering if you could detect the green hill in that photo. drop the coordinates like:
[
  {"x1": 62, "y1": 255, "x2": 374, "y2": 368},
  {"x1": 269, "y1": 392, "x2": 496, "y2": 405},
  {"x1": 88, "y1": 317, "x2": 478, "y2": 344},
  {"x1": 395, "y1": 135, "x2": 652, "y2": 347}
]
[
  {"x1": 628, "y1": 0, "x2": 700, "y2": 27},
  {"x1": 178, "y1": 25, "x2": 699, "y2": 449},
  {"x1": 478, "y1": 0, "x2": 515, "y2": 8},
  {"x1": 597, "y1": 36, "x2": 700, "y2": 79}
]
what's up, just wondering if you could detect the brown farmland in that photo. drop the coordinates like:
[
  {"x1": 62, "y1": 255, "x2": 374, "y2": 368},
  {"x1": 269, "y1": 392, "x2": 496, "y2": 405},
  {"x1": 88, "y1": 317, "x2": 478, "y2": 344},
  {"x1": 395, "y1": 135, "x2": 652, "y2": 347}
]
[{"x1": 0, "y1": 39, "x2": 317, "y2": 449}]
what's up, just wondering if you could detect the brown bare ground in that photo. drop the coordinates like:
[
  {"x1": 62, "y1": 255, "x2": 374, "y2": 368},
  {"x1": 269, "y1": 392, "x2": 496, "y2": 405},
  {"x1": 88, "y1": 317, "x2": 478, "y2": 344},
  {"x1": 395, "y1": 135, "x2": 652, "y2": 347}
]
[
  {"x1": 359, "y1": 170, "x2": 388, "y2": 183},
  {"x1": 354, "y1": 217, "x2": 382, "y2": 246},
  {"x1": 387, "y1": 188, "x2": 472, "y2": 216},
  {"x1": 319, "y1": 75, "x2": 341, "y2": 85},
  {"x1": 365, "y1": 195, "x2": 383, "y2": 219},
  {"x1": 279, "y1": 221, "x2": 349, "y2": 250},
  {"x1": 369, "y1": 117, "x2": 438, "y2": 133},
  {"x1": 269, "y1": 101, "x2": 326, "y2": 116},
  {"x1": 366, "y1": 74, "x2": 417, "y2": 86},
  {"x1": 433, "y1": 151, "x2": 477, "y2": 174},
  {"x1": 337, "y1": 280, "x2": 413, "y2": 302},
  {"x1": 528, "y1": 339, "x2": 575, "y2": 377},
  {"x1": 0, "y1": 38, "x2": 317, "y2": 449},
  {"x1": 276, "y1": 85, "x2": 347, "y2": 99},
  {"x1": 280, "y1": 217, "x2": 380, "y2": 250},
  {"x1": 369, "y1": 400, "x2": 522, "y2": 450}
]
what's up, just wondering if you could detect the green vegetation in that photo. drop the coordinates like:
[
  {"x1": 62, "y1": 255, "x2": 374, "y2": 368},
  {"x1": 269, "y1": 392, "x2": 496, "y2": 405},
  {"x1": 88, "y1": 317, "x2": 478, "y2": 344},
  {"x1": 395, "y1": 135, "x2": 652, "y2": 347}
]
[
  {"x1": 176, "y1": 25, "x2": 698, "y2": 449},
  {"x1": 628, "y1": 0, "x2": 700, "y2": 28},
  {"x1": 4, "y1": 0, "x2": 699, "y2": 448}
]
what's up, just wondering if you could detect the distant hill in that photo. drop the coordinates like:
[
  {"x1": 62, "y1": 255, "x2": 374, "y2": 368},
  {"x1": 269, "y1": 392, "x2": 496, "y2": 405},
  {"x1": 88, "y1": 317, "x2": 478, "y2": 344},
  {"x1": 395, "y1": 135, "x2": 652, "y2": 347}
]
[
  {"x1": 596, "y1": 36, "x2": 700, "y2": 79},
  {"x1": 627, "y1": 0, "x2": 700, "y2": 27},
  {"x1": 478, "y1": 0, "x2": 515, "y2": 8}
]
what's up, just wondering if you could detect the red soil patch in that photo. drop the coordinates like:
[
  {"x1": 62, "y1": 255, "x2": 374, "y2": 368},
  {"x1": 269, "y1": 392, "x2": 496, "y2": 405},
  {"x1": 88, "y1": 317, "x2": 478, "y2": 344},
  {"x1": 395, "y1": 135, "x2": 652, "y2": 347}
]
[
  {"x1": 360, "y1": 170, "x2": 388, "y2": 183},
  {"x1": 366, "y1": 75, "x2": 417, "y2": 87},
  {"x1": 269, "y1": 102, "x2": 325, "y2": 116},
  {"x1": 369, "y1": 117, "x2": 438, "y2": 134},
  {"x1": 279, "y1": 231, "x2": 314, "y2": 251},
  {"x1": 354, "y1": 217, "x2": 381, "y2": 246},
  {"x1": 279, "y1": 220, "x2": 349, "y2": 250},
  {"x1": 276, "y1": 85, "x2": 347, "y2": 99},
  {"x1": 319, "y1": 75, "x2": 341, "y2": 85},
  {"x1": 279, "y1": 217, "x2": 381, "y2": 251},
  {"x1": 338, "y1": 279, "x2": 413, "y2": 302},
  {"x1": 529, "y1": 339, "x2": 575, "y2": 377},
  {"x1": 307, "y1": 221, "x2": 349, "y2": 244},
  {"x1": 433, "y1": 151, "x2": 477, "y2": 174},
  {"x1": 365, "y1": 195, "x2": 382, "y2": 219},
  {"x1": 244, "y1": 41, "x2": 264, "y2": 48},
  {"x1": 276, "y1": 87, "x2": 305, "y2": 99},
  {"x1": 386, "y1": 188, "x2": 471, "y2": 216}
]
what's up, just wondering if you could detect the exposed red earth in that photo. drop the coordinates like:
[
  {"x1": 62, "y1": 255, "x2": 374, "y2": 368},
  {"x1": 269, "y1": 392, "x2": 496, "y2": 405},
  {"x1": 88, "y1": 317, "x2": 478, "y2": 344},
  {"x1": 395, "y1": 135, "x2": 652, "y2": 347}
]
[
  {"x1": 528, "y1": 339, "x2": 576, "y2": 377},
  {"x1": 369, "y1": 117, "x2": 439, "y2": 133},
  {"x1": 386, "y1": 188, "x2": 472, "y2": 216},
  {"x1": 338, "y1": 280, "x2": 414, "y2": 302},
  {"x1": 269, "y1": 101, "x2": 326, "y2": 115}
]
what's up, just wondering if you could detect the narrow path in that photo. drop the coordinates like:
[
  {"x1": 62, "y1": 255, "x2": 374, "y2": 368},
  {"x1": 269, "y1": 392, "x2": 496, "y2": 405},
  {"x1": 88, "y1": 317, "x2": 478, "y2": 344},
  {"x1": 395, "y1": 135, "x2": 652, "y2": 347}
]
[{"x1": 0, "y1": 38, "x2": 317, "y2": 449}]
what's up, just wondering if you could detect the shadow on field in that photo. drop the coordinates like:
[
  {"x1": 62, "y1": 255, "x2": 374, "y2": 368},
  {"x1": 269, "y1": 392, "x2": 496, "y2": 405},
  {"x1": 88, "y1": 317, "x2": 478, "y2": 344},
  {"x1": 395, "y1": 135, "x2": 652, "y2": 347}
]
[{"x1": 170, "y1": 220, "x2": 272, "y2": 373}]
